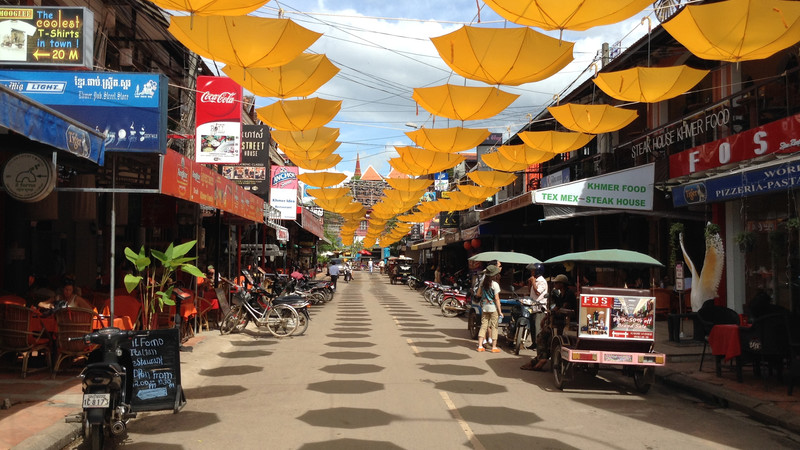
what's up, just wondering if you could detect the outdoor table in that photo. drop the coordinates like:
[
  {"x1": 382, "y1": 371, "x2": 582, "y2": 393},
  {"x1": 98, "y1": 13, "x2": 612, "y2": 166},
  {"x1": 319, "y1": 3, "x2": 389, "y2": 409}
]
[{"x1": 708, "y1": 323, "x2": 751, "y2": 378}]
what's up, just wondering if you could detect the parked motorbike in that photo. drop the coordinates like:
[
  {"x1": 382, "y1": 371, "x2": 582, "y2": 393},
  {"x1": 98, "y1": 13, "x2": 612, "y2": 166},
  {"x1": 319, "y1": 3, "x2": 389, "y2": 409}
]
[
  {"x1": 503, "y1": 296, "x2": 542, "y2": 355},
  {"x1": 440, "y1": 288, "x2": 470, "y2": 317},
  {"x1": 407, "y1": 275, "x2": 424, "y2": 290},
  {"x1": 66, "y1": 327, "x2": 137, "y2": 450}
]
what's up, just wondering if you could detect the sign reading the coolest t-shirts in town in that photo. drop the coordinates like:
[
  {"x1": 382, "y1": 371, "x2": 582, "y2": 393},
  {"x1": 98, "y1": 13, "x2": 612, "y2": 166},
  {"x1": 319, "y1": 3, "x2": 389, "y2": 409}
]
[
  {"x1": 129, "y1": 328, "x2": 185, "y2": 413},
  {"x1": 0, "y1": 6, "x2": 93, "y2": 68},
  {"x1": 269, "y1": 166, "x2": 298, "y2": 220},
  {"x1": 534, "y1": 163, "x2": 654, "y2": 211},
  {"x1": 196, "y1": 76, "x2": 242, "y2": 164}
]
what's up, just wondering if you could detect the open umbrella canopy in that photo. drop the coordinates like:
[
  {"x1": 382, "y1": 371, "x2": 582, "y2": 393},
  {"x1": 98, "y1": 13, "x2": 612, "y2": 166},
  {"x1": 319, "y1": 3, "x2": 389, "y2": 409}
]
[
  {"x1": 282, "y1": 141, "x2": 340, "y2": 161},
  {"x1": 222, "y1": 54, "x2": 339, "y2": 98},
  {"x1": 481, "y1": 149, "x2": 531, "y2": 172},
  {"x1": 169, "y1": 16, "x2": 321, "y2": 69},
  {"x1": 396, "y1": 146, "x2": 464, "y2": 172},
  {"x1": 482, "y1": 0, "x2": 652, "y2": 32},
  {"x1": 306, "y1": 187, "x2": 351, "y2": 200},
  {"x1": 289, "y1": 153, "x2": 342, "y2": 171},
  {"x1": 662, "y1": 0, "x2": 800, "y2": 62},
  {"x1": 469, "y1": 251, "x2": 541, "y2": 265},
  {"x1": 256, "y1": 98, "x2": 341, "y2": 131},
  {"x1": 405, "y1": 127, "x2": 490, "y2": 153},
  {"x1": 271, "y1": 127, "x2": 339, "y2": 153},
  {"x1": 518, "y1": 130, "x2": 595, "y2": 154},
  {"x1": 148, "y1": 0, "x2": 268, "y2": 15},
  {"x1": 386, "y1": 178, "x2": 433, "y2": 191},
  {"x1": 431, "y1": 26, "x2": 574, "y2": 86},
  {"x1": 593, "y1": 66, "x2": 710, "y2": 103},
  {"x1": 467, "y1": 170, "x2": 517, "y2": 188},
  {"x1": 297, "y1": 171, "x2": 347, "y2": 187},
  {"x1": 383, "y1": 188, "x2": 426, "y2": 204},
  {"x1": 548, "y1": 103, "x2": 638, "y2": 134},
  {"x1": 457, "y1": 184, "x2": 500, "y2": 200},
  {"x1": 498, "y1": 144, "x2": 557, "y2": 165},
  {"x1": 543, "y1": 249, "x2": 663, "y2": 267},
  {"x1": 412, "y1": 84, "x2": 519, "y2": 121}
]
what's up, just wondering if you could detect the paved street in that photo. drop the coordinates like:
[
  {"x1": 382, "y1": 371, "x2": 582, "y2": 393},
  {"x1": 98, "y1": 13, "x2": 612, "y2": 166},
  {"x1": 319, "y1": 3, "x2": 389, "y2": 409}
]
[{"x1": 67, "y1": 273, "x2": 800, "y2": 449}]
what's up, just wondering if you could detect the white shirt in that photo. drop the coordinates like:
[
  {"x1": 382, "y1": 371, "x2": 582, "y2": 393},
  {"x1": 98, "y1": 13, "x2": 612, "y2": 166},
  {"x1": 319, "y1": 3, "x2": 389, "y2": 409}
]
[
  {"x1": 329, "y1": 264, "x2": 340, "y2": 276},
  {"x1": 533, "y1": 275, "x2": 548, "y2": 305}
]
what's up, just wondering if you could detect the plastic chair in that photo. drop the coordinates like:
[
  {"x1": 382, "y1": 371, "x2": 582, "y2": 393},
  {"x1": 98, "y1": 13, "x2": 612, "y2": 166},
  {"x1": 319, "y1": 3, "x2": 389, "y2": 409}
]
[
  {"x1": 52, "y1": 307, "x2": 97, "y2": 377},
  {"x1": 738, "y1": 310, "x2": 791, "y2": 386},
  {"x1": 0, "y1": 304, "x2": 52, "y2": 378},
  {"x1": 696, "y1": 299, "x2": 740, "y2": 371},
  {"x1": 99, "y1": 295, "x2": 141, "y2": 330}
]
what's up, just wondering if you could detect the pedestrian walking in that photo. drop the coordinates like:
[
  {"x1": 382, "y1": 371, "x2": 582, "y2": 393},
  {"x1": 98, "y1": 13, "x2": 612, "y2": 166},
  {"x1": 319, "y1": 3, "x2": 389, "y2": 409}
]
[
  {"x1": 328, "y1": 262, "x2": 340, "y2": 291},
  {"x1": 476, "y1": 265, "x2": 503, "y2": 353}
]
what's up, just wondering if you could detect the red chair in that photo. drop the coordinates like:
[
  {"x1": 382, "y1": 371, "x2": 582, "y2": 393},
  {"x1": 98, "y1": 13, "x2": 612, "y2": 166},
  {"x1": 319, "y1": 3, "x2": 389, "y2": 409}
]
[
  {"x1": 0, "y1": 304, "x2": 52, "y2": 378},
  {"x1": 52, "y1": 307, "x2": 97, "y2": 377},
  {"x1": 99, "y1": 295, "x2": 141, "y2": 330}
]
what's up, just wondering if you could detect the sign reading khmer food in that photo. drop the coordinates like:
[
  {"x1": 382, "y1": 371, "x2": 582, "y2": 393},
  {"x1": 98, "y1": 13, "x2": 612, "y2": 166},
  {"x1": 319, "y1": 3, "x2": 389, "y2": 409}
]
[{"x1": 534, "y1": 163, "x2": 654, "y2": 210}]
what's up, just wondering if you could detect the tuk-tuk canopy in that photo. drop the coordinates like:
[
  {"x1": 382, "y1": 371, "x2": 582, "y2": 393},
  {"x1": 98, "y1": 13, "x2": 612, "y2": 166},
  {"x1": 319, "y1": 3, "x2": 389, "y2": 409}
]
[{"x1": 544, "y1": 249, "x2": 662, "y2": 267}]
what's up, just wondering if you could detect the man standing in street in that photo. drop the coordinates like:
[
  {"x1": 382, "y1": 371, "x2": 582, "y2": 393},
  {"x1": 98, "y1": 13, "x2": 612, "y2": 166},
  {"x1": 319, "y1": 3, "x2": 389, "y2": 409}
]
[
  {"x1": 368, "y1": 259, "x2": 373, "y2": 274},
  {"x1": 328, "y1": 261, "x2": 340, "y2": 291}
]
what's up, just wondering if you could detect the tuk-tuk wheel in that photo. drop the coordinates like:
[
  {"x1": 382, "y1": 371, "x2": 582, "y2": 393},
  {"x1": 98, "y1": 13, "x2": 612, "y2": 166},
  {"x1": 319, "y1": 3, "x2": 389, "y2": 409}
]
[
  {"x1": 551, "y1": 341, "x2": 567, "y2": 390},
  {"x1": 633, "y1": 368, "x2": 653, "y2": 394},
  {"x1": 467, "y1": 309, "x2": 480, "y2": 340}
]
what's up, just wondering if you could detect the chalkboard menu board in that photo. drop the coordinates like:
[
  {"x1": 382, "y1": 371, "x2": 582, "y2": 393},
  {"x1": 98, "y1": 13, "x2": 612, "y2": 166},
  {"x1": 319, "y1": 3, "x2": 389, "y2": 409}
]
[{"x1": 129, "y1": 328, "x2": 186, "y2": 413}]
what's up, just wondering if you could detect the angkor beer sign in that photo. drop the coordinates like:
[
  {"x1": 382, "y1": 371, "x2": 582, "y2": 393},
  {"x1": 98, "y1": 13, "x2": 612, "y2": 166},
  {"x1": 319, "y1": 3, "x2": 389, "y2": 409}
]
[
  {"x1": 0, "y1": 6, "x2": 93, "y2": 68},
  {"x1": 670, "y1": 113, "x2": 800, "y2": 178},
  {"x1": 196, "y1": 76, "x2": 242, "y2": 164}
]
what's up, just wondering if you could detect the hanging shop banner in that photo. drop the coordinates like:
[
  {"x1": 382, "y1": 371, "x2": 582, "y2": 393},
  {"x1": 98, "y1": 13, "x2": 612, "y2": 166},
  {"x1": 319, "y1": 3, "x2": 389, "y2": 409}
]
[
  {"x1": 222, "y1": 125, "x2": 269, "y2": 197},
  {"x1": 534, "y1": 163, "x2": 654, "y2": 211},
  {"x1": 0, "y1": 6, "x2": 93, "y2": 68},
  {"x1": 196, "y1": 76, "x2": 241, "y2": 164},
  {"x1": 671, "y1": 155, "x2": 800, "y2": 207},
  {"x1": 434, "y1": 171, "x2": 448, "y2": 191},
  {"x1": 269, "y1": 166, "x2": 298, "y2": 220},
  {"x1": 0, "y1": 70, "x2": 166, "y2": 153},
  {"x1": 670, "y1": 113, "x2": 800, "y2": 178},
  {"x1": 440, "y1": 210, "x2": 459, "y2": 228}
]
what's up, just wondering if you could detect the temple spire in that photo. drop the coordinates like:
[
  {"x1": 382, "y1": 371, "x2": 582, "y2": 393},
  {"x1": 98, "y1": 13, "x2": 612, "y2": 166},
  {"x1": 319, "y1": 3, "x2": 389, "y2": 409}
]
[{"x1": 353, "y1": 153, "x2": 362, "y2": 180}]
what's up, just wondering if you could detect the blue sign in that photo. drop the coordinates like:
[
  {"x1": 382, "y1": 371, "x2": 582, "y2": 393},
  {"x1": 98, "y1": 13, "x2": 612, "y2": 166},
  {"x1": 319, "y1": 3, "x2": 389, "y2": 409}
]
[
  {"x1": 672, "y1": 158, "x2": 800, "y2": 207},
  {"x1": 0, "y1": 70, "x2": 166, "y2": 153},
  {"x1": 434, "y1": 171, "x2": 448, "y2": 191}
]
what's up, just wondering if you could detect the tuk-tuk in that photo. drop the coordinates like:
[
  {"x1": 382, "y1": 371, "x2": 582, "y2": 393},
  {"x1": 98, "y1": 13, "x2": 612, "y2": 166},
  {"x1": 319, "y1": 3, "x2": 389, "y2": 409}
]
[
  {"x1": 391, "y1": 257, "x2": 413, "y2": 284},
  {"x1": 543, "y1": 249, "x2": 666, "y2": 393}
]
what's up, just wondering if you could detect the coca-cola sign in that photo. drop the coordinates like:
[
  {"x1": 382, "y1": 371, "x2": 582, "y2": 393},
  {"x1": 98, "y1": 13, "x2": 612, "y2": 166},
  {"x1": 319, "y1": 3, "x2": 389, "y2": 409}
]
[{"x1": 196, "y1": 76, "x2": 242, "y2": 164}]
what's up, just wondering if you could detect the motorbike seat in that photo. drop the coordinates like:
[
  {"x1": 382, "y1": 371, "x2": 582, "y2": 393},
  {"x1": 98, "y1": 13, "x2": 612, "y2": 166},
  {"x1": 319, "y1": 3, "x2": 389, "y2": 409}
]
[{"x1": 272, "y1": 295, "x2": 306, "y2": 304}]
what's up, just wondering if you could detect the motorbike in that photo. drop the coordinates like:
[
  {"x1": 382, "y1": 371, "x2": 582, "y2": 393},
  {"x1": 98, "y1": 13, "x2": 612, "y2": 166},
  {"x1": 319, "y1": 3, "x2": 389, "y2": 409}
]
[
  {"x1": 407, "y1": 275, "x2": 424, "y2": 290},
  {"x1": 66, "y1": 327, "x2": 137, "y2": 450},
  {"x1": 219, "y1": 272, "x2": 301, "y2": 337},
  {"x1": 502, "y1": 296, "x2": 542, "y2": 355},
  {"x1": 440, "y1": 288, "x2": 470, "y2": 317}
]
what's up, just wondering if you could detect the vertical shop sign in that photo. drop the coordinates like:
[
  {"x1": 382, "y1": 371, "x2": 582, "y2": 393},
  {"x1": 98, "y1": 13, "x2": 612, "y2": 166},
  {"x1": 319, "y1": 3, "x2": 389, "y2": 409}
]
[
  {"x1": 0, "y1": 6, "x2": 93, "y2": 68},
  {"x1": 434, "y1": 171, "x2": 448, "y2": 191},
  {"x1": 222, "y1": 124, "x2": 269, "y2": 197},
  {"x1": 269, "y1": 166, "x2": 298, "y2": 220},
  {"x1": 196, "y1": 76, "x2": 241, "y2": 164}
]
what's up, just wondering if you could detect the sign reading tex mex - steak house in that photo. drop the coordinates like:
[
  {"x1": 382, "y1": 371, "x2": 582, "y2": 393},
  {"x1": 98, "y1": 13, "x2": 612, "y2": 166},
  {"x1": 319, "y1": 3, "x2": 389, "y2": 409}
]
[{"x1": 0, "y1": 6, "x2": 93, "y2": 69}]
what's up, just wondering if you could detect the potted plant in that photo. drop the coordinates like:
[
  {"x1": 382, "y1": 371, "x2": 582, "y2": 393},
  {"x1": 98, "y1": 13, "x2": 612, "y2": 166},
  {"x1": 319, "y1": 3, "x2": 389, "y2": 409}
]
[
  {"x1": 735, "y1": 231, "x2": 755, "y2": 253},
  {"x1": 123, "y1": 240, "x2": 205, "y2": 330}
]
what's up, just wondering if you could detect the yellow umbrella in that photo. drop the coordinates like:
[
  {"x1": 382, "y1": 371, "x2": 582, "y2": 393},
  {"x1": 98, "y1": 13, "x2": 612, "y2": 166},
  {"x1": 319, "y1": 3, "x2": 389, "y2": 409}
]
[
  {"x1": 548, "y1": 103, "x2": 638, "y2": 134},
  {"x1": 444, "y1": 191, "x2": 485, "y2": 208},
  {"x1": 481, "y1": 150, "x2": 531, "y2": 172},
  {"x1": 222, "y1": 54, "x2": 339, "y2": 98},
  {"x1": 457, "y1": 185, "x2": 500, "y2": 199},
  {"x1": 396, "y1": 147, "x2": 464, "y2": 174},
  {"x1": 662, "y1": 0, "x2": 800, "y2": 62},
  {"x1": 169, "y1": 16, "x2": 321, "y2": 69},
  {"x1": 272, "y1": 127, "x2": 340, "y2": 153},
  {"x1": 405, "y1": 127, "x2": 490, "y2": 153},
  {"x1": 433, "y1": 198, "x2": 463, "y2": 212},
  {"x1": 593, "y1": 66, "x2": 710, "y2": 103},
  {"x1": 467, "y1": 170, "x2": 517, "y2": 187},
  {"x1": 148, "y1": 0, "x2": 268, "y2": 15},
  {"x1": 314, "y1": 196, "x2": 354, "y2": 211},
  {"x1": 283, "y1": 141, "x2": 340, "y2": 161},
  {"x1": 417, "y1": 200, "x2": 450, "y2": 214},
  {"x1": 289, "y1": 154, "x2": 342, "y2": 171},
  {"x1": 431, "y1": 26, "x2": 573, "y2": 86},
  {"x1": 482, "y1": 0, "x2": 652, "y2": 32},
  {"x1": 498, "y1": 144, "x2": 557, "y2": 165},
  {"x1": 413, "y1": 85, "x2": 519, "y2": 121},
  {"x1": 386, "y1": 178, "x2": 433, "y2": 191},
  {"x1": 383, "y1": 189, "x2": 426, "y2": 204},
  {"x1": 297, "y1": 171, "x2": 347, "y2": 187},
  {"x1": 389, "y1": 157, "x2": 427, "y2": 177},
  {"x1": 256, "y1": 98, "x2": 341, "y2": 131},
  {"x1": 518, "y1": 130, "x2": 595, "y2": 154},
  {"x1": 306, "y1": 187, "x2": 351, "y2": 200}
]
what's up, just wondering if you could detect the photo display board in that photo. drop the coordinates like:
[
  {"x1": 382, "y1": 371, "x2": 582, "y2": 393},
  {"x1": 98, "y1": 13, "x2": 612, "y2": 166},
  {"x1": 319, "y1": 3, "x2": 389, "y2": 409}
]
[{"x1": 579, "y1": 292, "x2": 656, "y2": 341}]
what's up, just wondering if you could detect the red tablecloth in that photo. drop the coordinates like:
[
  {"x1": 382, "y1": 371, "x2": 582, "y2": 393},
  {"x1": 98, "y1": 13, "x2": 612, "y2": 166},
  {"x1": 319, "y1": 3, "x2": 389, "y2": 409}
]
[{"x1": 708, "y1": 324, "x2": 742, "y2": 361}]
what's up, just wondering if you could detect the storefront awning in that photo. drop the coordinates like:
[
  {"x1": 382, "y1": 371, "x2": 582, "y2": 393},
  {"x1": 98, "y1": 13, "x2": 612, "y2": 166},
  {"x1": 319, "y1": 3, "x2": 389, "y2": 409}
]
[
  {"x1": 0, "y1": 84, "x2": 105, "y2": 164},
  {"x1": 480, "y1": 191, "x2": 534, "y2": 220}
]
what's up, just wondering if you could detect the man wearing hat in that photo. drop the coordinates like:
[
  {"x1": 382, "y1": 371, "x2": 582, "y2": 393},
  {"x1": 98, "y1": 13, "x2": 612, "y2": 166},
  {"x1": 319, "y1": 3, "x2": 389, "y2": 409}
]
[{"x1": 521, "y1": 273, "x2": 576, "y2": 371}]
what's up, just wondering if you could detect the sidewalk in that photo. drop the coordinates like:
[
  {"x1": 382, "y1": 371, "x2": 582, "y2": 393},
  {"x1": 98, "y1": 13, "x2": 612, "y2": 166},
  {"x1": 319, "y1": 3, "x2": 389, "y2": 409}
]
[{"x1": 1, "y1": 321, "x2": 800, "y2": 449}]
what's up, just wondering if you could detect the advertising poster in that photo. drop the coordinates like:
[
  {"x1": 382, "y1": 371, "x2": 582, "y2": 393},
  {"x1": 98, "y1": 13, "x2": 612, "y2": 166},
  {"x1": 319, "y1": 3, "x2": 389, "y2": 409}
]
[
  {"x1": 269, "y1": 166, "x2": 298, "y2": 220},
  {"x1": 222, "y1": 124, "x2": 270, "y2": 197},
  {"x1": 579, "y1": 293, "x2": 656, "y2": 340},
  {"x1": 0, "y1": 6, "x2": 93, "y2": 68},
  {"x1": 0, "y1": 70, "x2": 166, "y2": 153},
  {"x1": 196, "y1": 76, "x2": 241, "y2": 164},
  {"x1": 434, "y1": 171, "x2": 448, "y2": 191}
]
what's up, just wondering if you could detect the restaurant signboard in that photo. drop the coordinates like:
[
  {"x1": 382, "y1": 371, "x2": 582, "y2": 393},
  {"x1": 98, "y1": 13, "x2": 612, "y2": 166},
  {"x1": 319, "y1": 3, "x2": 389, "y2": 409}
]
[
  {"x1": 195, "y1": 76, "x2": 241, "y2": 164},
  {"x1": 534, "y1": 163, "x2": 654, "y2": 211},
  {"x1": 269, "y1": 166, "x2": 298, "y2": 220},
  {"x1": 222, "y1": 125, "x2": 269, "y2": 197}
]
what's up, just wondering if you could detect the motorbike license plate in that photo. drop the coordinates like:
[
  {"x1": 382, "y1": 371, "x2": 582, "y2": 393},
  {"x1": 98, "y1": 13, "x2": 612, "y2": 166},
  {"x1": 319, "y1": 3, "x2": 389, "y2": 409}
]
[{"x1": 82, "y1": 393, "x2": 110, "y2": 408}]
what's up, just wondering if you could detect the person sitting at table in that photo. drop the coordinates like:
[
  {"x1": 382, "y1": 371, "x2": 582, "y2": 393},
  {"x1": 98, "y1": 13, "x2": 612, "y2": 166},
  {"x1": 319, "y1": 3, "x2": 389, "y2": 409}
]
[{"x1": 39, "y1": 277, "x2": 93, "y2": 311}]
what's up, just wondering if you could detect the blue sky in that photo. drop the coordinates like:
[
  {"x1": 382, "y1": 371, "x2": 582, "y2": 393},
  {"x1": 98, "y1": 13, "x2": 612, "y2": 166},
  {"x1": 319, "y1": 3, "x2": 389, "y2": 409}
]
[{"x1": 200, "y1": 1, "x2": 654, "y2": 178}]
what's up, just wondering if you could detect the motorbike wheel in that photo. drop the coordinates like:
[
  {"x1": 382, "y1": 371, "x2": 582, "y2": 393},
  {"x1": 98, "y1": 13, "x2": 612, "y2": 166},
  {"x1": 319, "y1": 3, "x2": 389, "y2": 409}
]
[
  {"x1": 435, "y1": 291, "x2": 445, "y2": 306},
  {"x1": 293, "y1": 310, "x2": 310, "y2": 336},
  {"x1": 309, "y1": 292, "x2": 325, "y2": 305},
  {"x1": 513, "y1": 326, "x2": 528, "y2": 356},
  {"x1": 89, "y1": 423, "x2": 103, "y2": 450},
  {"x1": 323, "y1": 289, "x2": 334, "y2": 302},
  {"x1": 441, "y1": 298, "x2": 460, "y2": 318},
  {"x1": 552, "y1": 341, "x2": 567, "y2": 390},
  {"x1": 467, "y1": 309, "x2": 480, "y2": 340},
  {"x1": 423, "y1": 287, "x2": 433, "y2": 303},
  {"x1": 266, "y1": 304, "x2": 299, "y2": 338}
]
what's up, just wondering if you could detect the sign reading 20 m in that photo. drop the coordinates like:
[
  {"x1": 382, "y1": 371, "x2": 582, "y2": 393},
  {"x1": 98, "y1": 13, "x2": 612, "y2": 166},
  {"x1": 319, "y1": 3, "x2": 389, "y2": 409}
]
[{"x1": 0, "y1": 6, "x2": 93, "y2": 69}]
